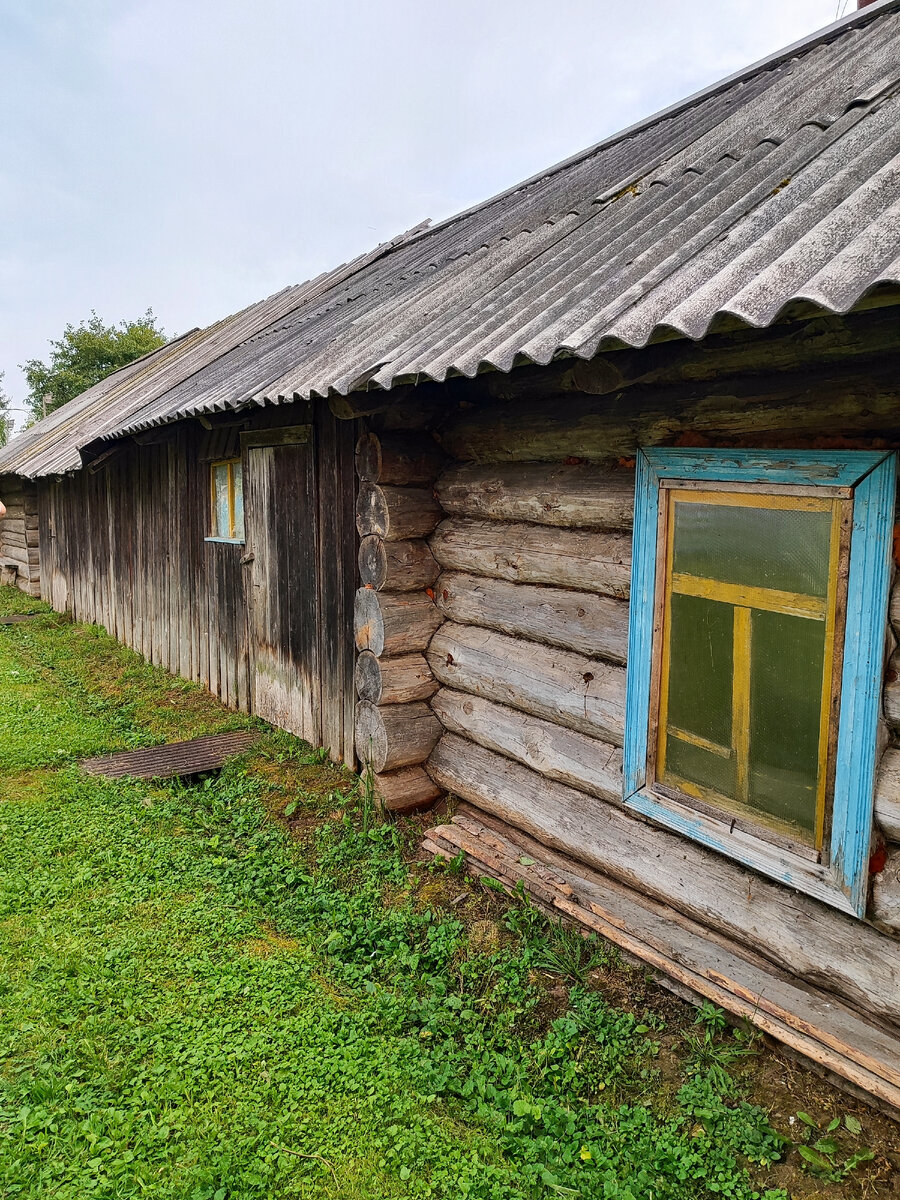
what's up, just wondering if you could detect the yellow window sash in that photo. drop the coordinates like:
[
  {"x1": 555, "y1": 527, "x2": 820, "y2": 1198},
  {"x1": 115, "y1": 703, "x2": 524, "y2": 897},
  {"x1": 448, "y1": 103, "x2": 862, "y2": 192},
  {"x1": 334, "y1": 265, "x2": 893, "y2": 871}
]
[{"x1": 656, "y1": 488, "x2": 845, "y2": 851}]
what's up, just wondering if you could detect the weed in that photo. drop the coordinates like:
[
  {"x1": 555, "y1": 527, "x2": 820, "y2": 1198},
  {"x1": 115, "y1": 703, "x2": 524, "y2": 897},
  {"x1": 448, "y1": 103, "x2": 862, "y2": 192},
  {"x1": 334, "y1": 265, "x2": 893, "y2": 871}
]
[
  {"x1": 792, "y1": 1110, "x2": 875, "y2": 1181},
  {"x1": 532, "y1": 922, "x2": 612, "y2": 986}
]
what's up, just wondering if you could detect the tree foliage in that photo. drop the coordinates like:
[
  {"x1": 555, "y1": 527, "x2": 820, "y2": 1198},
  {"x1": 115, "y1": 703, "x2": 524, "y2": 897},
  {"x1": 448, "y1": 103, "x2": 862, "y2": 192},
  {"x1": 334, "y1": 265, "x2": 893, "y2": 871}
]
[
  {"x1": 0, "y1": 373, "x2": 11, "y2": 448},
  {"x1": 22, "y1": 311, "x2": 166, "y2": 421}
]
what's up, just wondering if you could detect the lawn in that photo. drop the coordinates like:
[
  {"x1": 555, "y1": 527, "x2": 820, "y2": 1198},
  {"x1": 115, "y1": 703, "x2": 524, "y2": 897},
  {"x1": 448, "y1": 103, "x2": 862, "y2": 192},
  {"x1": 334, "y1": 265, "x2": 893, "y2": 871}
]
[{"x1": 0, "y1": 587, "x2": 896, "y2": 1199}]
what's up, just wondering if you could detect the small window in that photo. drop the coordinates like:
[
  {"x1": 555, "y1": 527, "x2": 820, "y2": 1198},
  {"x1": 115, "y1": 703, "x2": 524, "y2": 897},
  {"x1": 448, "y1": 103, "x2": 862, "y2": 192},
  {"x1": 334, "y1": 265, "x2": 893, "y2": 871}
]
[
  {"x1": 625, "y1": 449, "x2": 896, "y2": 916},
  {"x1": 209, "y1": 459, "x2": 244, "y2": 541}
]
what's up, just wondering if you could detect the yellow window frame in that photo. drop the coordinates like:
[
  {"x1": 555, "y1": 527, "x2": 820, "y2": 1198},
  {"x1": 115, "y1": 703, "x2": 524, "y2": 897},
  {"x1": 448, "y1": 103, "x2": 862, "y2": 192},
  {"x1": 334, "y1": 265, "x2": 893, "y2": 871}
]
[{"x1": 652, "y1": 484, "x2": 849, "y2": 854}]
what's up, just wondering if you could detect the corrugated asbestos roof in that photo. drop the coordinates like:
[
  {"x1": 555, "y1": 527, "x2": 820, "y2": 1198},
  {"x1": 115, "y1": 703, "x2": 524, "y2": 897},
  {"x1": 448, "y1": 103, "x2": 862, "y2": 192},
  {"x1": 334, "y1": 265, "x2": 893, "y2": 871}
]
[{"x1": 3, "y1": 0, "x2": 900, "y2": 479}]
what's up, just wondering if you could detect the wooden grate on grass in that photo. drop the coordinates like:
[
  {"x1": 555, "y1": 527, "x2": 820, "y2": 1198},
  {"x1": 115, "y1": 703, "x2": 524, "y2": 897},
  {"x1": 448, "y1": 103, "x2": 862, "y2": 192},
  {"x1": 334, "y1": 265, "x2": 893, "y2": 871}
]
[{"x1": 80, "y1": 730, "x2": 260, "y2": 780}]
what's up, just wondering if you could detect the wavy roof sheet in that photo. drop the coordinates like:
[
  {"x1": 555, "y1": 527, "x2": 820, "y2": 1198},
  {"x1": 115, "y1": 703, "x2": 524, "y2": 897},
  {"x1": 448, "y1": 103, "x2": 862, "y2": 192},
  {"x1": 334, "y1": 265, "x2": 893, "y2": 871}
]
[{"x1": 3, "y1": 0, "x2": 900, "y2": 479}]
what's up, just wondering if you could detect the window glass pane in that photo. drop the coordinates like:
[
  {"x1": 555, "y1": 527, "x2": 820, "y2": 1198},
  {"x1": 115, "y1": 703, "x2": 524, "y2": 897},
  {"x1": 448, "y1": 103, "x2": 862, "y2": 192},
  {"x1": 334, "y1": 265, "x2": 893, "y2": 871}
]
[
  {"x1": 666, "y1": 736, "x2": 735, "y2": 800},
  {"x1": 672, "y1": 501, "x2": 832, "y2": 596},
  {"x1": 748, "y1": 610, "x2": 824, "y2": 843},
  {"x1": 232, "y1": 462, "x2": 244, "y2": 540},
  {"x1": 666, "y1": 593, "x2": 733, "y2": 747},
  {"x1": 213, "y1": 464, "x2": 230, "y2": 538}
]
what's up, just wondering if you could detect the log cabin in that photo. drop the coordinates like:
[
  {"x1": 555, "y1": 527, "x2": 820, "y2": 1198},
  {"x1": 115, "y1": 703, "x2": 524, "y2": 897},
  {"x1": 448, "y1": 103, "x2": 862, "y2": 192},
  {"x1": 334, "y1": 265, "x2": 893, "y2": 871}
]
[{"x1": 2, "y1": 0, "x2": 900, "y2": 1110}]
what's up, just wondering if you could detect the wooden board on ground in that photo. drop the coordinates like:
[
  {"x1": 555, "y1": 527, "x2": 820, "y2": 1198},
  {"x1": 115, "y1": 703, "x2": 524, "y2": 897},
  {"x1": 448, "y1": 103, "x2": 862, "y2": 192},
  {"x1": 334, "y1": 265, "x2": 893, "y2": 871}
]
[
  {"x1": 0, "y1": 613, "x2": 42, "y2": 624},
  {"x1": 80, "y1": 730, "x2": 260, "y2": 780},
  {"x1": 421, "y1": 810, "x2": 900, "y2": 1113}
]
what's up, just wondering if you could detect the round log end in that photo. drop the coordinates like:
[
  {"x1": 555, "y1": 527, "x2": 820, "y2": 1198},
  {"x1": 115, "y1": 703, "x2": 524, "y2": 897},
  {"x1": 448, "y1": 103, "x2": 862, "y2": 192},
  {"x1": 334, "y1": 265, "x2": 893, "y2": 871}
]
[
  {"x1": 353, "y1": 587, "x2": 384, "y2": 656},
  {"x1": 355, "y1": 700, "x2": 388, "y2": 772},
  {"x1": 355, "y1": 432, "x2": 382, "y2": 482},
  {"x1": 355, "y1": 649, "x2": 383, "y2": 702},
  {"x1": 356, "y1": 482, "x2": 389, "y2": 538},
  {"x1": 358, "y1": 535, "x2": 388, "y2": 590},
  {"x1": 374, "y1": 765, "x2": 442, "y2": 813}
]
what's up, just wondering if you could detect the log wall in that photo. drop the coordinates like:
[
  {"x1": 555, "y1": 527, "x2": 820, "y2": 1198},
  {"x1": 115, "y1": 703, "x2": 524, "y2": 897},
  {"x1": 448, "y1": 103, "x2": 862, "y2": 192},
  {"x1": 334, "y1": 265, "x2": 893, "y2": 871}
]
[
  {"x1": 416, "y1": 323, "x2": 900, "y2": 1034},
  {"x1": 353, "y1": 432, "x2": 444, "y2": 811},
  {"x1": 0, "y1": 475, "x2": 41, "y2": 595}
]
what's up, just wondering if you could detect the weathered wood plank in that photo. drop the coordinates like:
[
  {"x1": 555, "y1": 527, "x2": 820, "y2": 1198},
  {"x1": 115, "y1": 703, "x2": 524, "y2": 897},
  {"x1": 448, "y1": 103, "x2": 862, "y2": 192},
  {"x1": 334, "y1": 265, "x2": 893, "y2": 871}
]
[
  {"x1": 354, "y1": 587, "x2": 443, "y2": 657},
  {"x1": 431, "y1": 687, "x2": 623, "y2": 803},
  {"x1": 355, "y1": 700, "x2": 442, "y2": 772},
  {"x1": 434, "y1": 571, "x2": 629, "y2": 664},
  {"x1": 436, "y1": 463, "x2": 635, "y2": 530},
  {"x1": 430, "y1": 517, "x2": 631, "y2": 599},
  {"x1": 427, "y1": 622, "x2": 626, "y2": 745},
  {"x1": 426, "y1": 734, "x2": 900, "y2": 1026},
  {"x1": 355, "y1": 650, "x2": 437, "y2": 704},
  {"x1": 356, "y1": 483, "x2": 443, "y2": 541}
]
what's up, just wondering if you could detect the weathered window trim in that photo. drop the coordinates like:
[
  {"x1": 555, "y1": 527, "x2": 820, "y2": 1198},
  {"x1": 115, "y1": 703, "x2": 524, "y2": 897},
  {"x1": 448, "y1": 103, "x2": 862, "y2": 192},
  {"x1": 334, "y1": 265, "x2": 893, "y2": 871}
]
[
  {"x1": 624, "y1": 448, "x2": 896, "y2": 917},
  {"x1": 209, "y1": 457, "x2": 244, "y2": 543}
]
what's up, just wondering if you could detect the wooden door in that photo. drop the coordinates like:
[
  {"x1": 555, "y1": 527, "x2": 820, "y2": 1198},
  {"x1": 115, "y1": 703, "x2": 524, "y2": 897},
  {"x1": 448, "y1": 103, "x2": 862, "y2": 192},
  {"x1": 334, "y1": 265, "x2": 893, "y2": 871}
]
[{"x1": 243, "y1": 426, "x2": 322, "y2": 744}]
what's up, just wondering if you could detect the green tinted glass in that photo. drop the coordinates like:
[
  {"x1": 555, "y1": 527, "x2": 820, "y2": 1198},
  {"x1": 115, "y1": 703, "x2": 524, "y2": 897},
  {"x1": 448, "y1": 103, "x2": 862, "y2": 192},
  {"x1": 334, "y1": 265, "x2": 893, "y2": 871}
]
[
  {"x1": 748, "y1": 610, "x2": 824, "y2": 841},
  {"x1": 672, "y1": 501, "x2": 832, "y2": 596},
  {"x1": 666, "y1": 593, "x2": 733, "y2": 748},
  {"x1": 666, "y1": 736, "x2": 735, "y2": 800}
]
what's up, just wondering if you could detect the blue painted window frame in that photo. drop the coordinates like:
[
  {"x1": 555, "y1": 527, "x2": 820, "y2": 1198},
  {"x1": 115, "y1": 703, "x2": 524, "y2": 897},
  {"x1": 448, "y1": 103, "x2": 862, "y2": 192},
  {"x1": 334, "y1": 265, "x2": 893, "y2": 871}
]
[{"x1": 624, "y1": 448, "x2": 897, "y2": 917}]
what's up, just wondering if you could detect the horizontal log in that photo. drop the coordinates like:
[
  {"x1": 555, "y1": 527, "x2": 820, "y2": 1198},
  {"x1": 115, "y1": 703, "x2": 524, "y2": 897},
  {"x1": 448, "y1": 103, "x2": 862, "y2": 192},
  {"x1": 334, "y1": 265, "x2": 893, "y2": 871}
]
[
  {"x1": 430, "y1": 688, "x2": 622, "y2": 803},
  {"x1": 875, "y1": 747, "x2": 900, "y2": 842},
  {"x1": 356, "y1": 483, "x2": 443, "y2": 541},
  {"x1": 427, "y1": 734, "x2": 900, "y2": 1026},
  {"x1": 0, "y1": 544, "x2": 30, "y2": 567},
  {"x1": 355, "y1": 432, "x2": 444, "y2": 486},
  {"x1": 871, "y1": 848, "x2": 900, "y2": 935},
  {"x1": 434, "y1": 571, "x2": 629, "y2": 664},
  {"x1": 358, "y1": 535, "x2": 439, "y2": 592},
  {"x1": 438, "y1": 359, "x2": 900, "y2": 464},
  {"x1": 427, "y1": 622, "x2": 626, "y2": 745},
  {"x1": 374, "y1": 765, "x2": 442, "y2": 813},
  {"x1": 436, "y1": 463, "x2": 634, "y2": 531},
  {"x1": 356, "y1": 700, "x2": 442, "y2": 772},
  {"x1": 354, "y1": 588, "x2": 443, "y2": 657},
  {"x1": 355, "y1": 650, "x2": 437, "y2": 704},
  {"x1": 430, "y1": 517, "x2": 632, "y2": 599},
  {"x1": 462, "y1": 308, "x2": 900, "y2": 404}
]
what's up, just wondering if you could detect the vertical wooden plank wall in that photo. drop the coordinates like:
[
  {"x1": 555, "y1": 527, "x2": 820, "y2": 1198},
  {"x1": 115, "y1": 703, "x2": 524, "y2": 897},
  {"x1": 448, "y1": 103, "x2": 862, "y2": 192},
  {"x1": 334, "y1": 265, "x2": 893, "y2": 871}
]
[
  {"x1": 34, "y1": 425, "x2": 252, "y2": 714},
  {"x1": 28, "y1": 405, "x2": 360, "y2": 766},
  {"x1": 316, "y1": 405, "x2": 360, "y2": 766}
]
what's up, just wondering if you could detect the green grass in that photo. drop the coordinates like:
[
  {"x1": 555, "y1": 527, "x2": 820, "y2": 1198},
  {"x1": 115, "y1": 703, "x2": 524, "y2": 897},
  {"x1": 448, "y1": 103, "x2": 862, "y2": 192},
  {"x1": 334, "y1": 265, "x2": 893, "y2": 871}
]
[{"x1": 0, "y1": 588, "x2": 849, "y2": 1199}]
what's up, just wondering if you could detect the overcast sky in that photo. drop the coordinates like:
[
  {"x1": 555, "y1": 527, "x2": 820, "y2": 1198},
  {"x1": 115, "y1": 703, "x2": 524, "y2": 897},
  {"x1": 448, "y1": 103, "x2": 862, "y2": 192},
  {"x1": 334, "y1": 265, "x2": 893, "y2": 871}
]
[{"x1": 1, "y1": 0, "x2": 845, "y2": 427}]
